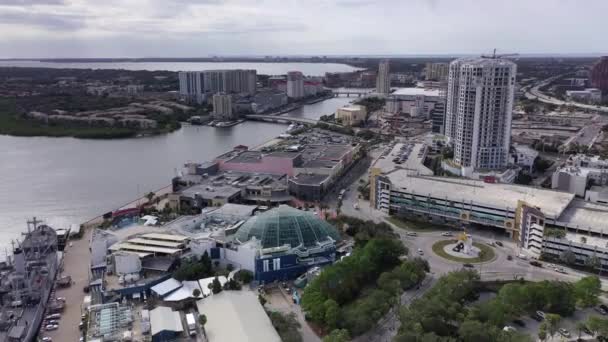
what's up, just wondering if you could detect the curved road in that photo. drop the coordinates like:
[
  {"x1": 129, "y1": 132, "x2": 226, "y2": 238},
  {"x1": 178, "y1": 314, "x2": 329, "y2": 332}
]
[{"x1": 525, "y1": 76, "x2": 608, "y2": 113}]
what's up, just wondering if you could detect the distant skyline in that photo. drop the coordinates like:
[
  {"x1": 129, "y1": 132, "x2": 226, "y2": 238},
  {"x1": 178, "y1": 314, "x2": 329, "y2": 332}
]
[{"x1": 0, "y1": 0, "x2": 606, "y2": 58}]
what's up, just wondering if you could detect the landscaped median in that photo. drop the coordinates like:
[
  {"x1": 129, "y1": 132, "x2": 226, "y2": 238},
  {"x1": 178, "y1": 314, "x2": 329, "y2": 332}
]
[
  {"x1": 386, "y1": 216, "x2": 450, "y2": 232},
  {"x1": 432, "y1": 239, "x2": 496, "y2": 263}
]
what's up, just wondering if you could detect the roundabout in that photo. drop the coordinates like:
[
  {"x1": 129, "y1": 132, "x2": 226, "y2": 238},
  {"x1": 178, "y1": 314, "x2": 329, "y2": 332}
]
[{"x1": 431, "y1": 239, "x2": 495, "y2": 263}]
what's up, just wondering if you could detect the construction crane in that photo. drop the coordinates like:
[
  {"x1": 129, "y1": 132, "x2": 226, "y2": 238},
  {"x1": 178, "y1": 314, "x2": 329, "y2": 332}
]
[{"x1": 481, "y1": 48, "x2": 519, "y2": 59}]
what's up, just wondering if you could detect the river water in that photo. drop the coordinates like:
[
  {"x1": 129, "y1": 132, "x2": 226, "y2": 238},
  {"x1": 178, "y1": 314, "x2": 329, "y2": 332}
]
[
  {"x1": 0, "y1": 61, "x2": 359, "y2": 76},
  {"x1": 0, "y1": 95, "x2": 353, "y2": 249}
]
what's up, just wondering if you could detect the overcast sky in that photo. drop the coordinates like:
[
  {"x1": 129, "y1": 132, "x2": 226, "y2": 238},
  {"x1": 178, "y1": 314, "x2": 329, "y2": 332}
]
[{"x1": 0, "y1": 0, "x2": 606, "y2": 58}]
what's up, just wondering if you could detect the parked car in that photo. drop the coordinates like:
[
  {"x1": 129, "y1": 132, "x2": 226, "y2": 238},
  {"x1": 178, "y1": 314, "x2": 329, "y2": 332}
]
[
  {"x1": 41, "y1": 337, "x2": 52, "y2": 342},
  {"x1": 531, "y1": 313, "x2": 543, "y2": 322},
  {"x1": 554, "y1": 267, "x2": 567, "y2": 274},
  {"x1": 494, "y1": 241, "x2": 503, "y2": 247},
  {"x1": 407, "y1": 232, "x2": 418, "y2": 237},
  {"x1": 582, "y1": 324, "x2": 593, "y2": 335},
  {"x1": 45, "y1": 324, "x2": 58, "y2": 331},
  {"x1": 536, "y1": 311, "x2": 546, "y2": 320},
  {"x1": 417, "y1": 248, "x2": 424, "y2": 255},
  {"x1": 507, "y1": 255, "x2": 513, "y2": 261},
  {"x1": 558, "y1": 328, "x2": 570, "y2": 338},
  {"x1": 600, "y1": 304, "x2": 608, "y2": 312},
  {"x1": 595, "y1": 306, "x2": 608, "y2": 315},
  {"x1": 517, "y1": 253, "x2": 528, "y2": 260},
  {"x1": 530, "y1": 260, "x2": 543, "y2": 267}
]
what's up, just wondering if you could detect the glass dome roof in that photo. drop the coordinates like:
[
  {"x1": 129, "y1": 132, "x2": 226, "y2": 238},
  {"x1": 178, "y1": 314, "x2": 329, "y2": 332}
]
[{"x1": 235, "y1": 205, "x2": 341, "y2": 249}]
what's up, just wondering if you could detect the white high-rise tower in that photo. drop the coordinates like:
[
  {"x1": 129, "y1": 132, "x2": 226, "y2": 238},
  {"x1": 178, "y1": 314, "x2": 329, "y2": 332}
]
[
  {"x1": 445, "y1": 57, "x2": 516, "y2": 172},
  {"x1": 376, "y1": 60, "x2": 390, "y2": 94}
]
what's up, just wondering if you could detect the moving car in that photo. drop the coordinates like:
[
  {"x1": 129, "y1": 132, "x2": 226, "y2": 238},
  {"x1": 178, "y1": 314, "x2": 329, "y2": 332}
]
[
  {"x1": 417, "y1": 248, "x2": 424, "y2": 255},
  {"x1": 462, "y1": 263, "x2": 475, "y2": 268},
  {"x1": 406, "y1": 232, "x2": 418, "y2": 237},
  {"x1": 530, "y1": 260, "x2": 543, "y2": 267},
  {"x1": 441, "y1": 232, "x2": 453, "y2": 237}
]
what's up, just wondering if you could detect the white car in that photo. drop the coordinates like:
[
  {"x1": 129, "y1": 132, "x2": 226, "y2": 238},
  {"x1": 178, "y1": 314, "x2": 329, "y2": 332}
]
[
  {"x1": 503, "y1": 326, "x2": 516, "y2": 332},
  {"x1": 417, "y1": 248, "x2": 424, "y2": 255},
  {"x1": 42, "y1": 337, "x2": 52, "y2": 342},
  {"x1": 45, "y1": 324, "x2": 58, "y2": 331},
  {"x1": 56, "y1": 297, "x2": 66, "y2": 302},
  {"x1": 441, "y1": 232, "x2": 453, "y2": 237}
]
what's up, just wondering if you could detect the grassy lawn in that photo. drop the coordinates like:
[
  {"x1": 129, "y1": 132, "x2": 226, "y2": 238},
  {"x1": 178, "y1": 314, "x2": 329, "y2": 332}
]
[
  {"x1": 431, "y1": 239, "x2": 495, "y2": 263},
  {"x1": 386, "y1": 216, "x2": 451, "y2": 232}
]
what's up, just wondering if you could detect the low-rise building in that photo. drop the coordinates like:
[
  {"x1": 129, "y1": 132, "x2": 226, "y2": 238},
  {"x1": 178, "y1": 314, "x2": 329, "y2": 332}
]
[
  {"x1": 336, "y1": 105, "x2": 367, "y2": 126},
  {"x1": 566, "y1": 88, "x2": 602, "y2": 103},
  {"x1": 385, "y1": 87, "x2": 444, "y2": 118},
  {"x1": 552, "y1": 154, "x2": 608, "y2": 197},
  {"x1": 511, "y1": 144, "x2": 539, "y2": 173},
  {"x1": 150, "y1": 306, "x2": 184, "y2": 342},
  {"x1": 195, "y1": 291, "x2": 281, "y2": 342}
]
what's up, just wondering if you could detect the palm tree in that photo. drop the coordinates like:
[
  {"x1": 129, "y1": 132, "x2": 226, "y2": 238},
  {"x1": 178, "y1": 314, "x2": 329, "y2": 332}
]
[{"x1": 199, "y1": 314, "x2": 207, "y2": 338}]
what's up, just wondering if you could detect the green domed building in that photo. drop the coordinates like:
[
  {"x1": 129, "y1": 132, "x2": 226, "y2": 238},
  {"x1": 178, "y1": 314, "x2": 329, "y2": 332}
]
[{"x1": 235, "y1": 205, "x2": 341, "y2": 283}]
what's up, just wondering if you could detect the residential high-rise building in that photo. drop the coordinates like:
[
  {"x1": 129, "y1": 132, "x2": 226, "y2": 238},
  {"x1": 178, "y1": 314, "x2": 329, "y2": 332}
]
[
  {"x1": 425, "y1": 62, "x2": 449, "y2": 81},
  {"x1": 445, "y1": 57, "x2": 517, "y2": 172},
  {"x1": 376, "y1": 60, "x2": 390, "y2": 95},
  {"x1": 591, "y1": 56, "x2": 608, "y2": 93},
  {"x1": 203, "y1": 69, "x2": 257, "y2": 95},
  {"x1": 212, "y1": 93, "x2": 234, "y2": 120},
  {"x1": 287, "y1": 71, "x2": 304, "y2": 99},
  {"x1": 178, "y1": 71, "x2": 204, "y2": 104}
]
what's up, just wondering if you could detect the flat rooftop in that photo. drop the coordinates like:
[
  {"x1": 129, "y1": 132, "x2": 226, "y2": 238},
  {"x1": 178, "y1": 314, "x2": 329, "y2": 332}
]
[
  {"x1": 301, "y1": 144, "x2": 353, "y2": 161},
  {"x1": 128, "y1": 238, "x2": 184, "y2": 248},
  {"x1": 373, "y1": 142, "x2": 433, "y2": 176},
  {"x1": 140, "y1": 233, "x2": 189, "y2": 242},
  {"x1": 195, "y1": 291, "x2": 281, "y2": 342},
  {"x1": 290, "y1": 173, "x2": 330, "y2": 185},
  {"x1": 391, "y1": 87, "x2": 441, "y2": 97},
  {"x1": 385, "y1": 174, "x2": 575, "y2": 219},
  {"x1": 557, "y1": 199, "x2": 608, "y2": 234},
  {"x1": 109, "y1": 242, "x2": 182, "y2": 255}
]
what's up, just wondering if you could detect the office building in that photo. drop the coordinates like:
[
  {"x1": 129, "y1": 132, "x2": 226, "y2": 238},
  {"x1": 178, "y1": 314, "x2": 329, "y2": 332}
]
[
  {"x1": 178, "y1": 71, "x2": 204, "y2": 104},
  {"x1": 287, "y1": 71, "x2": 304, "y2": 99},
  {"x1": 444, "y1": 57, "x2": 517, "y2": 174},
  {"x1": 376, "y1": 60, "x2": 391, "y2": 95},
  {"x1": 552, "y1": 154, "x2": 608, "y2": 198},
  {"x1": 425, "y1": 62, "x2": 449, "y2": 81},
  {"x1": 591, "y1": 56, "x2": 608, "y2": 92},
  {"x1": 212, "y1": 93, "x2": 234, "y2": 120},
  {"x1": 336, "y1": 104, "x2": 367, "y2": 126}
]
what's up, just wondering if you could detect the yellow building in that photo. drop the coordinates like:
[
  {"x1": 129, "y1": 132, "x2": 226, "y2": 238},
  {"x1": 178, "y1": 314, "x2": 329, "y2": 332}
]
[{"x1": 336, "y1": 105, "x2": 367, "y2": 126}]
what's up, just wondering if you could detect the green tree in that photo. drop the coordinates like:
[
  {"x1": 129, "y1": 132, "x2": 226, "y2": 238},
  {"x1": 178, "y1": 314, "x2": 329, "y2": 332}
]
[
  {"x1": 236, "y1": 269, "x2": 254, "y2": 284},
  {"x1": 192, "y1": 288, "x2": 201, "y2": 298},
  {"x1": 145, "y1": 191, "x2": 155, "y2": 203},
  {"x1": 584, "y1": 255, "x2": 602, "y2": 272},
  {"x1": 559, "y1": 250, "x2": 577, "y2": 265},
  {"x1": 324, "y1": 299, "x2": 340, "y2": 330},
  {"x1": 538, "y1": 323, "x2": 547, "y2": 342},
  {"x1": 544, "y1": 313, "x2": 561, "y2": 338},
  {"x1": 576, "y1": 321, "x2": 588, "y2": 340},
  {"x1": 458, "y1": 320, "x2": 498, "y2": 342},
  {"x1": 574, "y1": 276, "x2": 601, "y2": 307},
  {"x1": 259, "y1": 294, "x2": 267, "y2": 306},
  {"x1": 211, "y1": 276, "x2": 223, "y2": 294},
  {"x1": 199, "y1": 314, "x2": 207, "y2": 338},
  {"x1": 587, "y1": 315, "x2": 608, "y2": 336},
  {"x1": 323, "y1": 329, "x2": 351, "y2": 342}
]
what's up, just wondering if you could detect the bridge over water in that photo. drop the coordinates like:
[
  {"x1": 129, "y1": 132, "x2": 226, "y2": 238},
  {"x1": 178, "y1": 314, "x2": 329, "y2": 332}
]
[{"x1": 244, "y1": 114, "x2": 343, "y2": 128}]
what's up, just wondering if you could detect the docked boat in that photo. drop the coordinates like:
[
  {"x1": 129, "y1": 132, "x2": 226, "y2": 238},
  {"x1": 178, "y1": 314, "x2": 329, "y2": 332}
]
[{"x1": 0, "y1": 218, "x2": 59, "y2": 342}]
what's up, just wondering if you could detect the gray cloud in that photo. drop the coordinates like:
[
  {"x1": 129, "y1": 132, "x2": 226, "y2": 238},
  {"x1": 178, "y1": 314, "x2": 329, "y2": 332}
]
[
  {"x1": 0, "y1": 0, "x2": 66, "y2": 5},
  {"x1": 0, "y1": 11, "x2": 86, "y2": 30}
]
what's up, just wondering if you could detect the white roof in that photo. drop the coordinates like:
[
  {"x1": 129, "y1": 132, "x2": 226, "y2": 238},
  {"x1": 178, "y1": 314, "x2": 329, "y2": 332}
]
[
  {"x1": 141, "y1": 233, "x2": 189, "y2": 242},
  {"x1": 164, "y1": 280, "x2": 202, "y2": 302},
  {"x1": 391, "y1": 87, "x2": 440, "y2": 97},
  {"x1": 385, "y1": 174, "x2": 574, "y2": 219},
  {"x1": 128, "y1": 238, "x2": 184, "y2": 248},
  {"x1": 109, "y1": 242, "x2": 181, "y2": 255},
  {"x1": 196, "y1": 291, "x2": 281, "y2": 342},
  {"x1": 198, "y1": 276, "x2": 228, "y2": 297},
  {"x1": 151, "y1": 278, "x2": 182, "y2": 297},
  {"x1": 150, "y1": 306, "x2": 183, "y2": 336}
]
